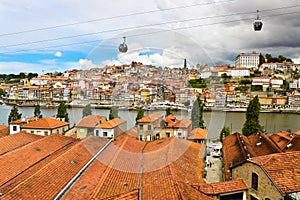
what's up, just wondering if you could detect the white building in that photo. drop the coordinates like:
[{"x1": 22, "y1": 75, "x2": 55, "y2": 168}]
[
  {"x1": 228, "y1": 68, "x2": 250, "y2": 77},
  {"x1": 94, "y1": 118, "x2": 127, "y2": 138},
  {"x1": 235, "y1": 52, "x2": 260, "y2": 69}
]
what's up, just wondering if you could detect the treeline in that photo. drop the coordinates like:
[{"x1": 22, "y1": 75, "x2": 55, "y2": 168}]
[
  {"x1": 260, "y1": 53, "x2": 293, "y2": 64},
  {"x1": 0, "y1": 72, "x2": 38, "y2": 83}
]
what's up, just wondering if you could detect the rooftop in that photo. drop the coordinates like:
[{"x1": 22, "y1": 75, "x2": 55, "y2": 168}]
[
  {"x1": 76, "y1": 115, "x2": 106, "y2": 128},
  {"x1": 21, "y1": 117, "x2": 69, "y2": 129},
  {"x1": 188, "y1": 128, "x2": 208, "y2": 140},
  {"x1": 250, "y1": 151, "x2": 300, "y2": 195},
  {"x1": 137, "y1": 113, "x2": 162, "y2": 123},
  {"x1": 98, "y1": 118, "x2": 126, "y2": 129}
]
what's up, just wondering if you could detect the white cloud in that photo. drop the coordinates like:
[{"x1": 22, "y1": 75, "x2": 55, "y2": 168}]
[
  {"x1": 54, "y1": 51, "x2": 62, "y2": 57},
  {"x1": 78, "y1": 59, "x2": 99, "y2": 69}
]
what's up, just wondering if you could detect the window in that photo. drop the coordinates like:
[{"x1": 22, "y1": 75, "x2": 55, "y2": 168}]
[
  {"x1": 103, "y1": 132, "x2": 107, "y2": 137},
  {"x1": 31, "y1": 131, "x2": 34, "y2": 134},
  {"x1": 139, "y1": 125, "x2": 143, "y2": 130},
  {"x1": 265, "y1": 198, "x2": 271, "y2": 200},
  {"x1": 139, "y1": 135, "x2": 143, "y2": 141},
  {"x1": 251, "y1": 172, "x2": 258, "y2": 190},
  {"x1": 178, "y1": 132, "x2": 182, "y2": 137},
  {"x1": 166, "y1": 132, "x2": 170, "y2": 138},
  {"x1": 95, "y1": 130, "x2": 99, "y2": 136},
  {"x1": 147, "y1": 125, "x2": 151, "y2": 130},
  {"x1": 44, "y1": 131, "x2": 48, "y2": 136},
  {"x1": 13, "y1": 125, "x2": 17, "y2": 131}
]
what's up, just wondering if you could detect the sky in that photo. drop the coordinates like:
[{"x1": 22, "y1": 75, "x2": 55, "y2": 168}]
[{"x1": 1, "y1": 0, "x2": 300, "y2": 74}]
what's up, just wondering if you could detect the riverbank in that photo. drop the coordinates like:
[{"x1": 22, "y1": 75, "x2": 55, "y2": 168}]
[{"x1": 3, "y1": 98, "x2": 300, "y2": 114}]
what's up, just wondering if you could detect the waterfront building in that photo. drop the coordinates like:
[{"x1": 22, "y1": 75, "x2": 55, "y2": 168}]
[
  {"x1": 75, "y1": 115, "x2": 107, "y2": 138},
  {"x1": 137, "y1": 113, "x2": 192, "y2": 141},
  {"x1": 21, "y1": 117, "x2": 69, "y2": 136},
  {"x1": 235, "y1": 52, "x2": 260, "y2": 69},
  {"x1": 94, "y1": 118, "x2": 127, "y2": 138},
  {"x1": 9, "y1": 116, "x2": 38, "y2": 134}
]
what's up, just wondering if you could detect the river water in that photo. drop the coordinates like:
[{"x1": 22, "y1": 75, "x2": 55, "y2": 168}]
[{"x1": 1, "y1": 104, "x2": 300, "y2": 139}]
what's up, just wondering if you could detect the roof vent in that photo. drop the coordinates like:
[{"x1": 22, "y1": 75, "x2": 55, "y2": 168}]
[
  {"x1": 247, "y1": 153, "x2": 251, "y2": 158},
  {"x1": 35, "y1": 147, "x2": 41, "y2": 151},
  {"x1": 290, "y1": 133, "x2": 295, "y2": 138},
  {"x1": 70, "y1": 160, "x2": 77, "y2": 165},
  {"x1": 256, "y1": 142, "x2": 262, "y2": 146},
  {"x1": 259, "y1": 136, "x2": 262, "y2": 140},
  {"x1": 287, "y1": 143, "x2": 292, "y2": 148},
  {"x1": 244, "y1": 145, "x2": 247, "y2": 150}
]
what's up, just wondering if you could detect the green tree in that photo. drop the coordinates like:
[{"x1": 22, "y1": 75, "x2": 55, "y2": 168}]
[
  {"x1": 242, "y1": 96, "x2": 262, "y2": 136},
  {"x1": 220, "y1": 126, "x2": 230, "y2": 142},
  {"x1": 166, "y1": 107, "x2": 172, "y2": 117},
  {"x1": 56, "y1": 102, "x2": 69, "y2": 122},
  {"x1": 8, "y1": 105, "x2": 22, "y2": 124},
  {"x1": 82, "y1": 104, "x2": 92, "y2": 118},
  {"x1": 0, "y1": 88, "x2": 6, "y2": 96},
  {"x1": 135, "y1": 107, "x2": 145, "y2": 123},
  {"x1": 191, "y1": 96, "x2": 205, "y2": 129},
  {"x1": 34, "y1": 104, "x2": 43, "y2": 119},
  {"x1": 109, "y1": 106, "x2": 118, "y2": 120},
  {"x1": 259, "y1": 53, "x2": 265, "y2": 66}
]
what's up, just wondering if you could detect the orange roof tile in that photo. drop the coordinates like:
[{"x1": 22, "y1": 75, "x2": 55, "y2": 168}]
[
  {"x1": 0, "y1": 134, "x2": 75, "y2": 187},
  {"x1": 0, "y1": 131, "x2": 43, "y2": 156},
  {"x1": 0, "y1": 125, "x2": 9, "y2": 138},
  {"x1": 1, "y1": 136, "x2": 109, "y2": 200},
  {"x1": 137, "y1": 113, "x2": 162, "y2": 123},
  {"x1": 188, "y1": 128, "x2": 208, "y2": 140},
  {"x1": 76, "y1": 115, "x2": 106, "y2": 128},
  {"x1": 98, "y1": 118, "x2": 126, "y2": 129},
  {"x1": 250, "y1": 151, "x2": 300, "y2": 195},
  {"x1": 21, "y1": 117, "x2": 69, "y2": 129},
  {"x1": 10, "y1": 116, "x2": 38, "y2": 125},
  {"x1": 194, "y1": 179, "x2": 247, "y2": 195}
]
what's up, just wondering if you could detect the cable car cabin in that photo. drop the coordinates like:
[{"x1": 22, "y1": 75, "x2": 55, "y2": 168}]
[
  {"x1": 253, "y1": 10, "x2": 263, "y2": 31},
  {"x1": 118, "y1": 37, "x2": 128, "y2": 53},
  {"x1": 253, "y1": 19, "x2": 263, "y2": 31}
]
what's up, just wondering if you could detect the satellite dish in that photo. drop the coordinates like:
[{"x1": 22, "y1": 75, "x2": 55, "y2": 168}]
[
  {"x1": 118, "y1": 37, "x2": 128, "y2": 53},
  {"x1": 253, "y1": 10, "x2": 263, "y2": 31}
]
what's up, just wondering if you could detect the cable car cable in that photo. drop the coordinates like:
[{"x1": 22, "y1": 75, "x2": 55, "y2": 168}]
[{"x1": 1, "y1": 9, "x2": 300, "y2": 54}]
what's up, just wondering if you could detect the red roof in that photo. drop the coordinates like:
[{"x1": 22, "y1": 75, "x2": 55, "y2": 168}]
[
  {"x1": 188, "y1": 128, "x2": 208, "y2": 140},
  {"x1": 137, "y1": 113, "x2": 162, "y2": 123},
  {"x1": 98, "y1": 118, "x2": 126, "y2": 129},
  {"x1": 21, "y1": 117, "x2": 69, "y2": 129},
  {"x1": 0, "y1": 125, "x2": 9, "y2": 138},
  {"x1": 194, "y1": 179, "x2": 247, "y2": 195},
  {"x1": 250, "y1": 151, "x2": 300, "y2": 195},
  {"x1": 0, "y1": 131, "x2": 43, "y2": 156},
  {"x1": 76, "y1": 115, "x2": 106, "y2": 128}
]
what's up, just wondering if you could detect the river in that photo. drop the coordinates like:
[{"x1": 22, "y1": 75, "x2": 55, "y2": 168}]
[{"x1": 1, "y1": 104, "x2": 300, "y2": 139}]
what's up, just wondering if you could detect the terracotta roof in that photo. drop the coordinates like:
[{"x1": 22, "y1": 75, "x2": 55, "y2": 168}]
[
  {"x1": 64, "y1": 134, "x2": 212, "y2": 199},
  {"x1": 269, "y1": 131, "x2": 293, "y2": 150},
  {"x1": 1, "y1": 136, "x2": 109, "y2": 200},
  {"x1": 247, "y1": 132, "x2": 282, "y2": 156},
  {"x1": 98, "y1": 118, "x2": 126, "y2": 129},
  {"x1": 194, "y1": 179, "x2": 248, "y2": 195},
  {"x1": 249, "y1": 151, "x2": 300, "y2": 195},
  {"x1": 0, "y1": 131, "x2": 43, "y2": 156},
  {"x1": 282, "y1": 134, "x2": 300, "y2": 152},
  {"x1": 0, "y1": 125, "x2": 9, "y2": 138},
  {"x1": 0, "y1": 134, "x2": 76, "y2": 187},
  {"x1": 21, "y1": 117, "x2": 69, "y2": 129},
  {"x1": 174, "y1": 118, "x2": 191, "y2": 128},
  {"x1": 188, "y1": 128, "x2": 208, "y2": 140},
  {"x1": 137, "y1": 113, "x2": 162, "y2": 123},
  {"x1": 76, "y1": 115, "x2": 106, "y2": 128},
  {"x1": 63, "y1": 133, "x2": 144, "y2": 199},
  {"x1": 10, "y1": 116, "x2": 38, "y2": 125}
]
